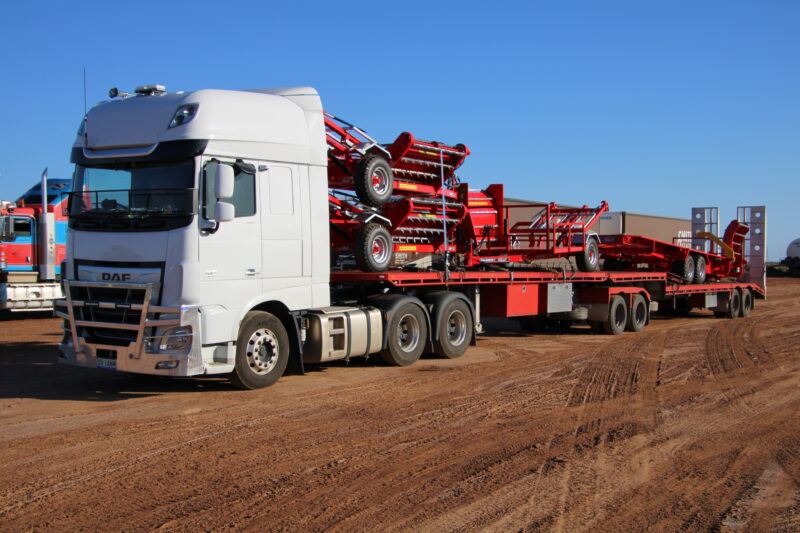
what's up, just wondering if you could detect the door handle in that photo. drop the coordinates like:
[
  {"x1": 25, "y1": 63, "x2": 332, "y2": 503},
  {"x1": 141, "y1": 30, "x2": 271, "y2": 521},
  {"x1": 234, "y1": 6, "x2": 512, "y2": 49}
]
[{"x1": 246, "y1": 268, "x2": 259, "y2": 276}]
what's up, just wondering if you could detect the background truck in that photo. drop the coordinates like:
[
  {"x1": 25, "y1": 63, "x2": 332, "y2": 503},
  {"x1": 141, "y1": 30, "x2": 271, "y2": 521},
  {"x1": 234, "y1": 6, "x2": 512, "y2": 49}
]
[
  {"x1": 0, "y1": 174, "x2": 68, "y2": 313},
  {"x1": 55, "y1": 85, "x2": 765, "y2": 389}
]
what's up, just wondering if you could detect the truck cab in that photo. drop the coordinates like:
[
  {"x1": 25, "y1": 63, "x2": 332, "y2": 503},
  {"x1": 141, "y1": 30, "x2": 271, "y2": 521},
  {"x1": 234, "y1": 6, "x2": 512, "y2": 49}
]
[
  {"x1": 58, "y1": 86, "x2": 333, "y2": 382},
  {"x1": 0, "y1": 180, "x2": 69, "y2": 312}
]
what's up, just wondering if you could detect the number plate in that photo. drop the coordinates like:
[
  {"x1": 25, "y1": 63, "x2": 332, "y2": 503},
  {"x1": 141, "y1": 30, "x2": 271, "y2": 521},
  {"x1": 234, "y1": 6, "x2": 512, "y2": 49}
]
[{"x1": 96, "y1": 357, "x2": 117, "y2": 370}]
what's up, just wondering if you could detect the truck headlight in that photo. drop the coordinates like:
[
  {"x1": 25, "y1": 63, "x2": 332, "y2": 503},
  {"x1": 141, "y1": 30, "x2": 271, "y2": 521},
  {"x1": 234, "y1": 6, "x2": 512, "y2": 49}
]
[{"x1": 158, "y1": 326, "x2": 192, "y2": 353}]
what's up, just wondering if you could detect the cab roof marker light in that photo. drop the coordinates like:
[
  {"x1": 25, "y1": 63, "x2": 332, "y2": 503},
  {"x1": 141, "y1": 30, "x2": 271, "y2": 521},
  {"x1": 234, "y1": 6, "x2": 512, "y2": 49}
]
[
  {"x1": 169, "y1": 104, "x2": 199, "y2": 129},
  {"x1": 135, "y1": 84, "x2": 166, "y2": 95}
]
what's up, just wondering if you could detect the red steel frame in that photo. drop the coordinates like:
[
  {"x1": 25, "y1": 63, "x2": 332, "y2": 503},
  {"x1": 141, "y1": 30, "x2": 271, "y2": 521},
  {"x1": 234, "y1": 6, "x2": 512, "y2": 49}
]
[{"x1": 599, "y1": 219, "x2": 749, "y2": 280}]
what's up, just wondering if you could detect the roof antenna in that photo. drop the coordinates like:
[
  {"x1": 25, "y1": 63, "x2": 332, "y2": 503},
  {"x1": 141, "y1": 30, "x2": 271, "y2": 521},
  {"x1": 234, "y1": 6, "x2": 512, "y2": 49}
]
[{"x1": 83, "y1": 68, "x2": 87, "y2": 115}]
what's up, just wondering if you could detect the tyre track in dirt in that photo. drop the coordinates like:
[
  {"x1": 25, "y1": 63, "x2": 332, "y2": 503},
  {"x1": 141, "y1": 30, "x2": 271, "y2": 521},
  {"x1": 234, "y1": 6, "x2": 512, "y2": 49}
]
[{"x1": 1, "y1": 279, "x2": 799, "y2": 531}]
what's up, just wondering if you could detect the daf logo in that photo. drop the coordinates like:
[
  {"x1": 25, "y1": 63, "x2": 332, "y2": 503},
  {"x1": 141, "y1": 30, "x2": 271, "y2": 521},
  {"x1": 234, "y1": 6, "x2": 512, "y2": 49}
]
[{"x1": 101, "y1": 273, "x2": 132, "y2": 281}]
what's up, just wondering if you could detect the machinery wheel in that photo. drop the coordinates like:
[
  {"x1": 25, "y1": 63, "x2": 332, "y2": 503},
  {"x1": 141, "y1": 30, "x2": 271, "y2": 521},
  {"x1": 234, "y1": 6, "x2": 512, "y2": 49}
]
[
  {"x1": 381, "y1": 302, "x2": 428, "y2": 366},
  {"x1": 355, "y1": 223, "x2": 393, "y2": 272},
  {"x1": 576, "y1": 236, "x2": 600, "y2": 272},
  {"x1": 433, "y1": 299, "x2": 473, "y2": 359},
  {"x1": 693, "y1": 254, "x2": 707, "y2": 284},
  {"x1": 673, "y1": 255, "x2": 695, "y2": 284},
  {"x1": 231, "y1": 311, "x2": 290, "y2": 390},
  {"x1": 354, "y1": 154, "x2": 393, "y2": 207},
  {"x1": 603, "y1": 295, "x2": 628, "y2": 335},
  {"x1": 740, "y1": 288, "x2": 753, "y2": 317},
  {"x1": 726, "y1": 289, "x2": 741, "y2": 319},
  {"x1": 627, "y1": 294, "x2": 648, "y2": 332}
]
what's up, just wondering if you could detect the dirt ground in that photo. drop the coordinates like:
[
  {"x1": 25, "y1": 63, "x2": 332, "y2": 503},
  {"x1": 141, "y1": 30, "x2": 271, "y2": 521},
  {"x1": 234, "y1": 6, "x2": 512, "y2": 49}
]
[{"x1": 1, "y1": 279, "x2": 799, "y2": 532}]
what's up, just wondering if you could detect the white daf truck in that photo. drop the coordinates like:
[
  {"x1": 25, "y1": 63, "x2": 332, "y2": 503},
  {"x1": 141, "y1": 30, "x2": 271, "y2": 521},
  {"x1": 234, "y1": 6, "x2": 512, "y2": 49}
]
[
  {"x1": 56, "y1": 85, "x2": 763, "y2": 389},
  {"x1": 57, "y1": 86, "x2": 476, "y2": 389}
]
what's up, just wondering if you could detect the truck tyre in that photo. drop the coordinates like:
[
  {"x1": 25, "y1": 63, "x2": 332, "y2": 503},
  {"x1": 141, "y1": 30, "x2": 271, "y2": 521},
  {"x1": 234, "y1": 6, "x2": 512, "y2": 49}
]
[
  {"x1": 627, "y1": 294, "x2": 647, "y2": 332},
  {"x1": 354, "y1": 154, "x2": 393, "y2": 207},
  {"x1": 231, "y1": 311, "x2": 290, "y2": 390},
  {"x1": 603, "y1": 295, "x2": 628, "y2": 335},
  {"x1": 381, "y1": 302, "x2": 428, "y2": 366},
  {"x1": 740, "y1": 288, "x2": 753, "y2": 317},
  {"x1": 576, "y1": 236, "x2": 600, "y2": 272},
  {"x1": 726, "y1": 289, "x2": 741, "y2": 319},
  {"x1": 433, "y1": 299, "x2": 473, "y2": 359},
  {"x1": 673, "y1": 255, "x2": 695, "y2": 284},
  {"x1": 355, "y1": 223, "x2": 393, "y2": 272},
  {"x1": 693, "y1": 254, "x2": 707, "y2": 284}
]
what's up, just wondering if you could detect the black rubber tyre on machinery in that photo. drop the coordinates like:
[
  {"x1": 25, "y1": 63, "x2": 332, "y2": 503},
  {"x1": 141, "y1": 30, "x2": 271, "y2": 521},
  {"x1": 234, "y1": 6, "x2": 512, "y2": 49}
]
[
  {"x1": 381, "y1": 302, "x2": 428, "y2": 366},
  {"x1": 354, "y1": 154, "x2": 394, "y2": 207},
  {"x1": 576, "y1": 236, "x2": 601, "y2": 272},
  {"x1": 627, "y1": 293, "x2": 648, "y2": 332},
  {"x1": 603, "y1": 295, "x2": 628, "y2": 335},
  {"x1": 740, "y1": 288, "x2": 753, "y2": 317},
  {"x1": 433, "y1": 298, "x2": 473, "y2": 359},
  {"x1": 355, "y1": 223, "x2": 393, "y2": 272},
  {"x1": 673, "y1": 255, "x2": 695, "y2": 284},
  {"x1": 726, "y1": 289, "x2": 742, "y2": 319},
  {"x1": 693, "y1": 254, "x2": 707, "y2": 284},
  {"x1": 231, "y1": 311, "x2": 290, "y2": 390}
]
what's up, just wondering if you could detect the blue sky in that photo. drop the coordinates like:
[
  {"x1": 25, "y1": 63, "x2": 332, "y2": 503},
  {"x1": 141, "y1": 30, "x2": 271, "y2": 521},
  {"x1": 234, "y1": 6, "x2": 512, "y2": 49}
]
[{"x1": 1, "y1": 1, "x2": 797, "y2": 260}]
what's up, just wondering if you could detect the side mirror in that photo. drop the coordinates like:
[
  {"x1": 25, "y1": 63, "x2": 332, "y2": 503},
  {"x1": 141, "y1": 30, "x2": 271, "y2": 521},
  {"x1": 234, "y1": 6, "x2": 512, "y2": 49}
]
[
  {"x1": 215, "y1": 201, "x2": 235, "y2": 222},
  {"x1": 215, "y1": 165, "x2": 234, "y2": 199}
]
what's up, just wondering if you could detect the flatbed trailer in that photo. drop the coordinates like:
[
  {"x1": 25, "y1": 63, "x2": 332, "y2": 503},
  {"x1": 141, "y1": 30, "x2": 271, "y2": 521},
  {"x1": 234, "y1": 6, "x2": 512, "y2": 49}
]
[{"x1": 331, "y1": 269, "x2": 763, "y2": 335}]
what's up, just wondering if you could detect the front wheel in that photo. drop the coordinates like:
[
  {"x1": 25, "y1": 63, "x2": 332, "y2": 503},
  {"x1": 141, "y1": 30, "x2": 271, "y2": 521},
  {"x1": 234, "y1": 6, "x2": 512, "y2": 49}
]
[
  {"x1": 433, "y1": 299, "x2": 473, "y2": 359},
  {"x1": 231, "y1": 311, "x2": 290, "y2": 390},
  {"x1": 693, "y1": 254, "x2": 707, "y2": 284}
]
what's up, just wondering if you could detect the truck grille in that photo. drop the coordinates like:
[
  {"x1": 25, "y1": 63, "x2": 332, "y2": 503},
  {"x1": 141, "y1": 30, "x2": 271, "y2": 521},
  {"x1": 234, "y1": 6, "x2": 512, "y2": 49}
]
[{"x1": 68, "y1": 284, "x2": 150, "y2": 346}]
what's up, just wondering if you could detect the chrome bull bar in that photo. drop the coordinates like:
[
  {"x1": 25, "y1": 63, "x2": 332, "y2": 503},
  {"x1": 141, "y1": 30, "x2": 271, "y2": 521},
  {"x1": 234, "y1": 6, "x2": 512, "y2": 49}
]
[{"x1": 55, "y1": 280, "x2": 203, "y2": 375}]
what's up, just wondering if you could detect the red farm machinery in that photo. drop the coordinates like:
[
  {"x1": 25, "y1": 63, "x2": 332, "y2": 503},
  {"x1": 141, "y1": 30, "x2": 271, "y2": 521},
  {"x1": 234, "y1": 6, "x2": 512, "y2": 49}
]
[{"x1": 325, "y1": 113, "x2": 608, "y2": 273}]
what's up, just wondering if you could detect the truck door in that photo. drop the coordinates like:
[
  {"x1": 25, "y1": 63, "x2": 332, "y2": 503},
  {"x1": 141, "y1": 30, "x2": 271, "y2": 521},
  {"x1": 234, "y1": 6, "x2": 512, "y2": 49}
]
[
  {"x1": 4, "y1": 217, "x2": 36, "y2": 271},
  {"x1": 259, "y1": 164, "x2": 307, "y2": 281},
  {"x1": 198, "y1": 160, "x2": 262, "y2": 308}
]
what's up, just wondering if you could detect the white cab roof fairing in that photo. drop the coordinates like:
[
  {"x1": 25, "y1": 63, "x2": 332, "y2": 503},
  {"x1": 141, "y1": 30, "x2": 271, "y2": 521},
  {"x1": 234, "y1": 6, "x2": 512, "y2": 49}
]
[{"x1": 76, "y1": 87, "x2": 326, "y2": 166}]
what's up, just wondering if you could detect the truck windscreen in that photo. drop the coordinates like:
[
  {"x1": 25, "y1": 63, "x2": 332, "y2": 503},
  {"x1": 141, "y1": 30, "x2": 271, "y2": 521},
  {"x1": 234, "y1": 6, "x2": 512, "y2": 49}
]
[{"x1": 68, "y1": 160, "x2": 197, "y2": 232}]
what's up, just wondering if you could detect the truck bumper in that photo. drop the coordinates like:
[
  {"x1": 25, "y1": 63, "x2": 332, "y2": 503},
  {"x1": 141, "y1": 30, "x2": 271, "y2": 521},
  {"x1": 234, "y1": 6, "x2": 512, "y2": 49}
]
[
  {"x1": 0, "y1": 282, "x2": 63, "y2": 311},
  {"x1": 55, "y1": 280, "x2": 205, "y2": 377}
]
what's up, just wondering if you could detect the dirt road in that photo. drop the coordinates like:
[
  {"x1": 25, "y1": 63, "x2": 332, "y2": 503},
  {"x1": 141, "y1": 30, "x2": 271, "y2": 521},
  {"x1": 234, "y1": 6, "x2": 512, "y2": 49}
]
[{"x1": 1, "y1": 279, "x2": 799, "y2": 532}]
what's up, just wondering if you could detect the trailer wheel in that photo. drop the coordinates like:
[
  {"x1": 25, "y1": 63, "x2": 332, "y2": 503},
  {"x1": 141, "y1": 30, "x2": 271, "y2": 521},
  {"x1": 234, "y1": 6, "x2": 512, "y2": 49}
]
[
  {"x1": 627, "y1": 294, "x2": 648, "y2": 332},
  {"x1": 675, "y1": 298, "x2": 693, "y2": 317},
  {"x1": 433, "y1": 299, "x2": 473, "y2": 359},
  {"x1": 355, "y1": 223, "x2": 393, "y2": 272},
  {"x1": 231, "y1": 311, "x2": 290, "y2": 390},
  {"x1": 726, "y1": 289, "x2": 741, "y2": 319},
  {"x1": 354, "y1": 154, "x2": 393, "y2": 207},
  {"x1": 381, "y1": 302, "x2": 427, "y2": 366},
  {"x1": 740, "y1": 288, "x2": 753, "y2": 317},
  {"x1": 603, "y1": 295, "x2": 628, "y2": 335},
  {"x1": 673, "y1": 255, "x2": 695, "y2": 284},
  {"x1": 693, "y1": 254, "x2": 707, "y2": 284},
  {"x1": 576, "y1": 236, "x2": 600, "y2": 272}
]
